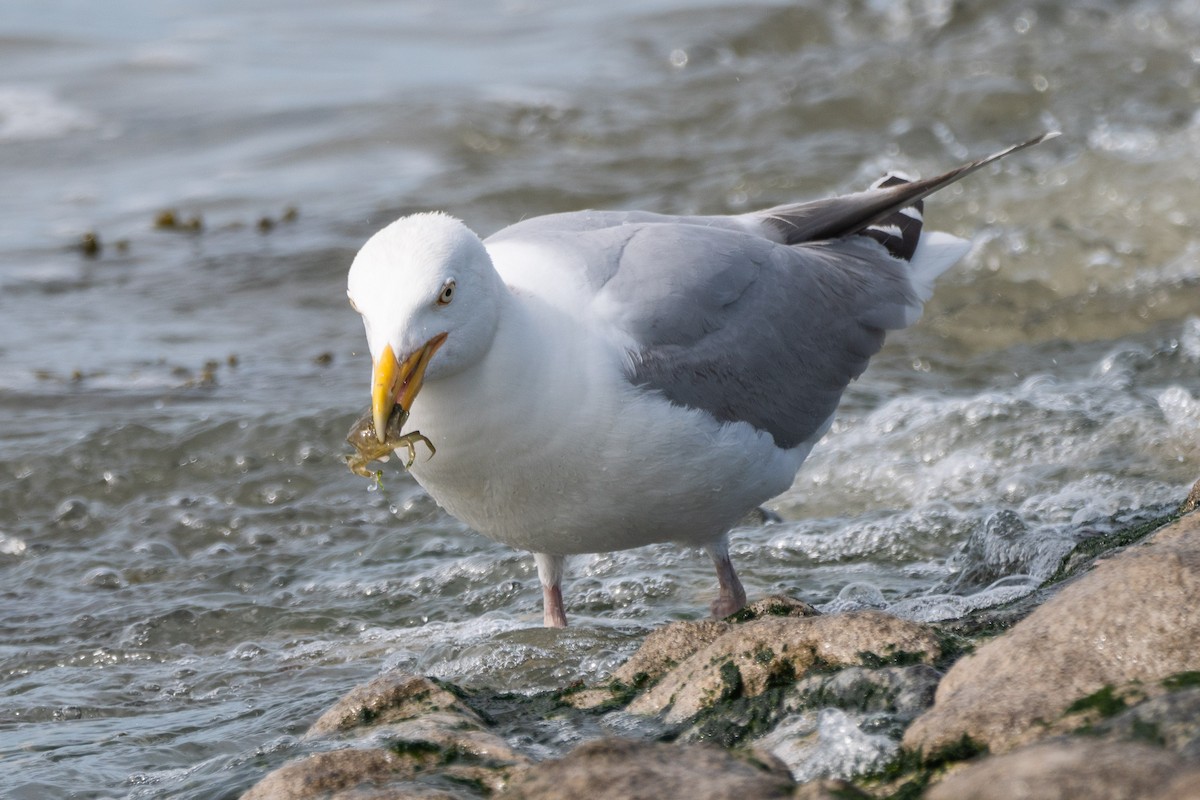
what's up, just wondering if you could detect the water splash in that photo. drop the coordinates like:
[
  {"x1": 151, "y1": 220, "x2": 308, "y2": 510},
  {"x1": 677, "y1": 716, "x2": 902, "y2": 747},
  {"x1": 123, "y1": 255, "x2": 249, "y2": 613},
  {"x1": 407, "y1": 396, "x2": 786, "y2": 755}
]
[{"x1": 756, "y1": 708, "x2": 898, "y2": 783}]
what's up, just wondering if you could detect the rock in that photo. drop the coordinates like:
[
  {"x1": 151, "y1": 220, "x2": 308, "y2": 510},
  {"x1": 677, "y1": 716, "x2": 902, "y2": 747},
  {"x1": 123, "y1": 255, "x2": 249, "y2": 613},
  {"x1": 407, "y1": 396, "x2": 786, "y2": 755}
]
[
  {"x1": 628, "y1": 611, "x2": 941, "y2": 723},
  {"x1": 241, "y1": 674, "x2": 529, "y2": 800},
  {"x1": 558, "y1": 685, "x2": 625, "y2": 711},
  {"x1": 732, "y1": 594, "x2": 820, "y2": 622},
  {"x1": 369, "y1": 712, "x2": 530, "y2": 792},
  {"x1": 241, "y1": 712, "x2": 526, "y2": 800},
  {"x1": 308, "y1": 673, "x2": 481, "y2": 737},
  {"x1": 790, "y1": 664, "x2": 941, "y2": 719},
  {"x1": 566, "y1": 597, "x2": 819, "y2": 711},
  {"x1": 238, "y1": 733, "x2": 514, "y2": 799},
  {"x1": 924, "y1": 738, "x2": 1200, "y2": 800},
  {"x1": 609, "y1": 596, "x2": 817, "y2": 688},
  {"x1": 238, "y1": 748, "x2": 423, "y2": 800},
  {"x1": 1090, "y1": 686, "x2": 1200, "y2": 760},
  {"x1": 792, "y1": 779, "x2": 869, "y2": 799},
  {"x1": 1180, "y1": 477, "x2": 1200, "y2": 515},
  {"x1": 612, "y1": 619, "x2": 732, "y2": 686},
  {"x1": 680, "y1": 664, "x2": 940, "y2": 754},
  {"x1": 1049, "y1": 680, "x2": 1158, "y2": 737},
  {"x1": 334, "y1": 791, "x2": 462, "y2": 800},
  {"x1": 1153, "y1": 768, "x2": 1200, "y2": 800},
  {"x1": 493, "y1": 737, "x2": 794, "y2": 800},
  {"x1": 904, "y1": 514, "x2": 1200, "y2": 755},
  {"x1": 563, "y1": 619, "x2": 735, "y2": 710},
  {"x1": 372, "y1": 712, "x2": 529, "y2": 766}
]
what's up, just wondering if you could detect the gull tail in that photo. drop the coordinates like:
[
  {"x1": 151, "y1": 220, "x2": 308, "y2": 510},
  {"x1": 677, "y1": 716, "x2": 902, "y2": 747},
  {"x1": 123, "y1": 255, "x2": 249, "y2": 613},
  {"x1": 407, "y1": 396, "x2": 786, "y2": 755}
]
[{"x1": 901, "y1": 230, "x2": 972, "y2": 325}]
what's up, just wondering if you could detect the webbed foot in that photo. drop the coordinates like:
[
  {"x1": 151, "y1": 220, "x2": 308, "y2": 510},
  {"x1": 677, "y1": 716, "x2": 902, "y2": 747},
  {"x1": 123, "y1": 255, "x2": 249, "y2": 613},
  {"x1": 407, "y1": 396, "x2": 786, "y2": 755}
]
[{"x1": 706, "y1": 539, "x2": 747, "y2": 619}]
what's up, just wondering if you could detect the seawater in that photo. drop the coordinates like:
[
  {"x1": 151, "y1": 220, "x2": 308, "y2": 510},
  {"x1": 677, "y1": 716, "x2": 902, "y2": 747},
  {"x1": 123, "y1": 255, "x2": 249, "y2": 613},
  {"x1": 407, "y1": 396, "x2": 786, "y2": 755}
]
[{"x1": 2, "y1": 1, "x2": 1199, "y2": 797}]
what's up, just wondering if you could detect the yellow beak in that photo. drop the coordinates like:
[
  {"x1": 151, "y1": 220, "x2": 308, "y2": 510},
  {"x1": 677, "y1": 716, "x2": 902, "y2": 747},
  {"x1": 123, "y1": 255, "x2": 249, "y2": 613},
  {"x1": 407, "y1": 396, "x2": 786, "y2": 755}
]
[{"x1": 371, "y1": 332, "x2": 449, "y2": 442}]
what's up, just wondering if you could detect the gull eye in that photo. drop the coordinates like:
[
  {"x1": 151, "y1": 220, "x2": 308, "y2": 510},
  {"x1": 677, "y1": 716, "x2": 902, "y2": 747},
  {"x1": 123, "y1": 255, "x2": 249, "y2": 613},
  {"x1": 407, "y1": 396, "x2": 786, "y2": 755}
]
[{"x1": 437, "y1": 279, "x2": 456, "y2": 306}]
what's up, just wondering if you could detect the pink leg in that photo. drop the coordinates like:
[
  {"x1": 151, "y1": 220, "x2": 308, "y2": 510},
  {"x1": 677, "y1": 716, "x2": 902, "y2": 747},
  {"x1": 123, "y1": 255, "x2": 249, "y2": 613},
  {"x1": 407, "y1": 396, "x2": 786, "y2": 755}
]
[
  {"x1": 542, "y1": 582, "x2": 568, "y2": 628},
  {"x1": 706, "y1": 539, "x2": 747, "y2": 618},
  {"x1": 534, "y1": 552, "x2": 568, "y2": 628}
]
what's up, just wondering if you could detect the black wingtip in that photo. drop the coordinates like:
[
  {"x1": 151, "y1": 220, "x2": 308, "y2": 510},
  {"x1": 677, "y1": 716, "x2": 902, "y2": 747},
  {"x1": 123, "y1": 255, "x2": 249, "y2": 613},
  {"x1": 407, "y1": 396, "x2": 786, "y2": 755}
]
[
  {"x1": 908, "y1": 131, "x2": 1059, "y2": 195},
  {"x1": 964, "y1": 131, "x2": 1060, "y2": 172},
  {"x1": 848, "y1": 132, "x2": 1060, "y2": 231},
  {"x1": 758, "y1": 133, "x2": 1059, "y2": 248}
]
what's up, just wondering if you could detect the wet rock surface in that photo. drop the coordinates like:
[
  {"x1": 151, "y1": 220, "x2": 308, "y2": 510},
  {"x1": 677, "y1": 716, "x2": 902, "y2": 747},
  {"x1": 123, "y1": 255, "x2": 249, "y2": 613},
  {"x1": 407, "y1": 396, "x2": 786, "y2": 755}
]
[
  {"x1": 790, "y1": 664, "x2": 942, "y2": 719},
  {"x1": 612, "y1": 618, "x2": 732, "y2": 685},
  {"x1": 239, "y1": 505, "x2": 1200, "y2": 799},
  {"x1": 627, "y1": 610, "x2": 942, "y2": 724},
  {"x1": 493, "y1": 737, "x2": 794, "y2": 800},
  {"x1": 307, "y1": 674, "x2": 483, "y2": 736},
  {"x1": 241, "y1": 673, "x2": 528, "y2": 799},
  {"x1": 924, "y1": 739, "x2": 1200, "y2": 800},
  {"x1": 1090, "y1": 686, "x2": 1200, "y2": 760},
  {"x1": 239, "y1": 748, "x2": 462, "y2": 800},
  {"x1": 614, "y1": 595, "x2": 819, "y2": 689},
  {"x1": 904, "y1": 512, "x2": 1200, "y2": 756}
]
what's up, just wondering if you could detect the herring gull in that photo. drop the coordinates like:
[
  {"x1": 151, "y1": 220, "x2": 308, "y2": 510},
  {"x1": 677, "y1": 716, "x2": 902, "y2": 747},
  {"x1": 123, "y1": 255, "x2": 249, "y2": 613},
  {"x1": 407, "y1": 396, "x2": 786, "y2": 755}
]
[{"x1": 346, "y1": 133, "x2": 1056, "y2": 627}]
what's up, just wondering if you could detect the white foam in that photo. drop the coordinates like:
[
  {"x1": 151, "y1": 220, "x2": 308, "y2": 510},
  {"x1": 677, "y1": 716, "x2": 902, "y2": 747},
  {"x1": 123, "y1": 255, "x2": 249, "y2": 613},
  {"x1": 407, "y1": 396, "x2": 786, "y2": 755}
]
[
  {"x1": 821, "y1": 582, "x2": 888, "y2": 613},
  {"x1": 1159, "y1": 385, "x2": 1200, "y2": 437},
  {"x1": 890, "y1": 575, "x2": 1041, "y2": 623},
  {"x1": 757, "y1": 708, "x2": 898, "y2": 782},
  {"x1": 1016, "y1": 472, "x2": 1178, "y2": 528},
  {"x1": 0, "y1": 531, "x2": 27, "y2": 556},
  {"x1": 769, "y1": 325, "x2": 1197, "y2": 620},
  {"x1": 790, "y1": 343, "x2": 1189, "y2": 517}
]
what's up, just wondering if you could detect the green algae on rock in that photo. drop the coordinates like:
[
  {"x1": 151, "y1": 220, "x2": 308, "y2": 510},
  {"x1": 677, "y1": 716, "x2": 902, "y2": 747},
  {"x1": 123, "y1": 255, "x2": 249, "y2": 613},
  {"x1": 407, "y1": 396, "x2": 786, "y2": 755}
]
[{"x1": 627, "y1": 611, "x2": 942, "y2": 724}]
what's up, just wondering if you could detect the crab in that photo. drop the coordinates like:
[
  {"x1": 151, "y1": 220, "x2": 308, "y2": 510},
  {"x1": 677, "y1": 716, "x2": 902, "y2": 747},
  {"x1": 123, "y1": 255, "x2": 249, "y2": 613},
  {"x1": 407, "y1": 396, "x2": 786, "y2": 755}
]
[{"x1": 343, "y1": 405, "x2": 435, "y2": 478}]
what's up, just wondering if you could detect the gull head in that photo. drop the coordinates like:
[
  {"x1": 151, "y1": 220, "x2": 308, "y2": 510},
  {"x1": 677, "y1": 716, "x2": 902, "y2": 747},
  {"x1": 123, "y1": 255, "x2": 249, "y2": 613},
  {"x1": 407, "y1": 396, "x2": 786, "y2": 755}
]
[{"x1": 347, "y1": 212, "x2": 502, "y2": 440}]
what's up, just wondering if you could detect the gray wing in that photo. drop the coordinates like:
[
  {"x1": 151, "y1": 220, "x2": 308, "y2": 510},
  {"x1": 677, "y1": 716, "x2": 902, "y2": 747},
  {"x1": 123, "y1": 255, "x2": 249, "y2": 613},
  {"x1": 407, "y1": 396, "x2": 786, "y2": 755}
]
[
  {"x1": 593, "y1": 225, "x2": 917, "y2": 449},
  {"x1": 492, "y1": 218, "x2": 919, "y2": 450}
]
